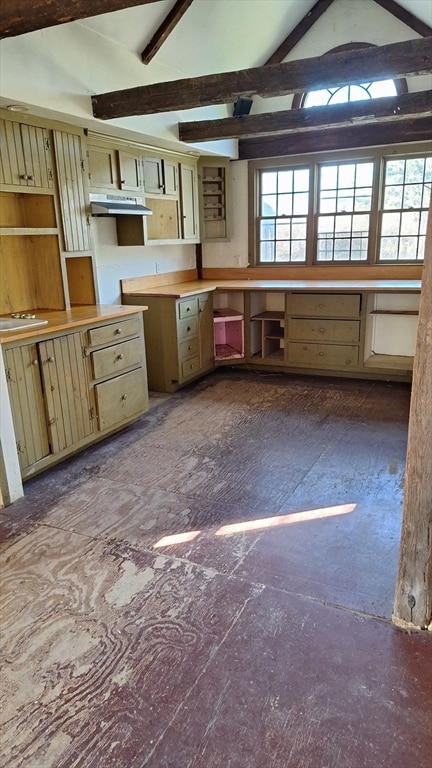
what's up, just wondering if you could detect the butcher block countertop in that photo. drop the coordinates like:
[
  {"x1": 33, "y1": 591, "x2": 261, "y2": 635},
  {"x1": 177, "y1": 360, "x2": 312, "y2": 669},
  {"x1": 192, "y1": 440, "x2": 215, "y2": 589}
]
[
  {"x1": 122, "y1": 278, "x2": 422, "y2": 299},
  {"x1": 0, "y1": 305, "x2": 147, "y2": 344}
]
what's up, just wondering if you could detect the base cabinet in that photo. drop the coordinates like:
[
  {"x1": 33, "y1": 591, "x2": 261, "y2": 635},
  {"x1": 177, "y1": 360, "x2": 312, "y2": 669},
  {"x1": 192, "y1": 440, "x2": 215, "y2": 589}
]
[
  {"x1": 123, "y1": 293, "x2": 214, "y2": 392},
  {"x1": 3, "y1": 313, "x2": 149, "y2": 478}
]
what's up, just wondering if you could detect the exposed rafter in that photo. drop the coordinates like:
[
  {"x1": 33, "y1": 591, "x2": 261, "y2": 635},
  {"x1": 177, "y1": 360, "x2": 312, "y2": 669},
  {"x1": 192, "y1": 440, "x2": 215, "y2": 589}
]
[
  {"x1": 265, "y1": 0, "x2": 334, "y2": 65},
  {"x1": 0, "y1": 0, "x2": 161, "y2": 39},
  {"x1": 141, "y1": 0, "x2": 194, "y2": 65},
  {"x1": 92, "y1": 37, "x2": 432, "y2": 119},
  {"x1": 179, "y1": 90, "x2": 432, "y2": 142},
  {"x1": 373, "y1": 0, "x2": 432, "y2": 36},
  {"x1": 238, "y1": 116, "x2": 431, "y2": 160}
]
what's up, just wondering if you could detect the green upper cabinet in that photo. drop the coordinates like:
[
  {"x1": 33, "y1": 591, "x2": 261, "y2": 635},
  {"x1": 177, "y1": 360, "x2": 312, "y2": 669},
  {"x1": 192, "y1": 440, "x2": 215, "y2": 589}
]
[
  {"x1": 0, "y1": 118, "x2": 54, "y2": 190},
  {"x1": 118, "y1": 150, "x2": 142, "y2": 192},
  {"x1": 53, "y1": 130, "x2": 91, "y2": 252},
  {"x1": 180, "y1": 162, "x2": 199, "y2": 241},
  {"x1": 87, "y1": 144, "x2": 119, "y2": 189}
]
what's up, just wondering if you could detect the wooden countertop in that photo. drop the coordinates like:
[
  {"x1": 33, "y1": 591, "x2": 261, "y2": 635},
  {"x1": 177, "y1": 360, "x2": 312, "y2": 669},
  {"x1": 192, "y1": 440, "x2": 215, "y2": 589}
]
[
  {"x1": 0, "y1": 305, "x2": 147, "y2": 344},
  {"x1": 123, "y1": 278, "x2": 422, "y2": 298}
]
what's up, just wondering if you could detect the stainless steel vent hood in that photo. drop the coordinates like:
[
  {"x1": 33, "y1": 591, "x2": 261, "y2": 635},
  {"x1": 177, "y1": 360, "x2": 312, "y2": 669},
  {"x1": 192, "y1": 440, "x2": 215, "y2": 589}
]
[{"x1": 90, "y1": 193, "x2": 153, "y2": 216}]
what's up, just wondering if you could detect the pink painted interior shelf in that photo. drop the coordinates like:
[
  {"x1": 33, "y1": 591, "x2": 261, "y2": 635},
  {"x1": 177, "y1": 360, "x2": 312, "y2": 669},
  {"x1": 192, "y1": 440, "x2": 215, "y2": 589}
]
[{"x1": 213, "y1": 308, "x2": 244, "y2": 360}]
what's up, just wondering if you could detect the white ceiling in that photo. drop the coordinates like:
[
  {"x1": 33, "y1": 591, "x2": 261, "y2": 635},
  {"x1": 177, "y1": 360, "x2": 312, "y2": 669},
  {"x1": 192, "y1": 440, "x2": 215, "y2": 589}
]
[{"x1": 1, "y1": 0, "x2": 431, "y2": 157}]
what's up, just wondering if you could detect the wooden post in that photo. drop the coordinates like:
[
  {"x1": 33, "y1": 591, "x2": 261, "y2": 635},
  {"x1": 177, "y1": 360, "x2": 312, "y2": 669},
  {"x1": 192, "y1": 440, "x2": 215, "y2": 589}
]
[{"x1": 393, "y1": 202, "x2": 432, "y2": 630}]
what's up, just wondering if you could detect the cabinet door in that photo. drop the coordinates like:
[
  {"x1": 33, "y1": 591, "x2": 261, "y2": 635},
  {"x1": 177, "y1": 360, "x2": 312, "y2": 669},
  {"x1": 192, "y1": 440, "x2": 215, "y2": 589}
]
[
  {"x1": 39, "y1": 333, "x2": 94, "y2": 453},
  {"x1": 164, "y1": 160, "x2": 179, "y2": 195},
  {"x1": 4, "y1": 344, "x2": 50, "y2": 471},
  {"x1": 118, "y1": 150, "x2": 142, "y2": 192},
  {"x1": 53, "y1": 130, "x2": 91, "y2": 252},
  {"x1": 143, "y1": 157, "x2": 164, "y2": 194},
  {"x1": 0, "y1": 119, "x2": 53, "y2": 189},
  {"x1": 180, "y1": 163, "x2": 199, "y2": 241},
  {"x1": 88, "y1": 145, "x2": 118, "y2": 189}
]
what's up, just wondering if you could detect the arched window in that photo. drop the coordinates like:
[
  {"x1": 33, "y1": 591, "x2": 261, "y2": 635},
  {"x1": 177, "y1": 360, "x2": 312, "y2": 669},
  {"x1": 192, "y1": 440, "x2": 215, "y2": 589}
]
[{"x1": 292, "y1": 43, "x2": 406, "y2": 109}]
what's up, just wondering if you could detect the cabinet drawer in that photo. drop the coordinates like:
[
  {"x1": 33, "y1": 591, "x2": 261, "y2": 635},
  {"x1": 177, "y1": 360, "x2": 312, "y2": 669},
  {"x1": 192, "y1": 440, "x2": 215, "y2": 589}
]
[
  {"x1": 95, "y1": 368, "x2": 148, "y2": 431},
  {"x1": 88, "y1": 318, "x2": 140, "y2": 347},
  {"x1": 288, "y1": 293, "x2": 361, "y2": 318},
  {"x1": 91, "y1": 338, "x2": 142, "y2": 380},
  {"x1": 179, "y1": 336, "x2": 198, "y2": 361},
  {"x1": 178, "y1": 298, "x2": 198, "y2": 319},
  {"x1": 177, "y1": 316, "x2": 197, "y2": 341},
  {"x1": 289, "y1": 318, "x2": 360, "y2": 343},
  {"x1": 181, "y1": 356, "x2": 200, "y2": 379},
  {"x1": 288, "y1": 342, "x2": 359, "y2": 368}
]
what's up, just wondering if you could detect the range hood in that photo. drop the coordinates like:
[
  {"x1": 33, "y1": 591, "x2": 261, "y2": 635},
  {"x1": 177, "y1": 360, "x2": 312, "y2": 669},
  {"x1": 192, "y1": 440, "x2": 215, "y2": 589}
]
[{"x1": 90, "y1": 193, "x2": 153, "y2": 216}]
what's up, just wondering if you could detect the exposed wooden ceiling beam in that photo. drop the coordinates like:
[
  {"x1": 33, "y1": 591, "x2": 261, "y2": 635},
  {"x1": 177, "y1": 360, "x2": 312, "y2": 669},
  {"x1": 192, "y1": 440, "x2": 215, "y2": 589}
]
[
  {"x1": 179, "y1": 90, "x2": 432, "y2": 142},
  {"x1": 92, "y1": 37, "x2": 432, "y2": 119},
  {"x1": 0, "y1": 0, "x2": 160, "y2": 39},
  {"x1": 265, "y1": 0, "x2": 334, "y2": 65},
  {"x1": 372, "y1": 0, "x2": 432, "y2": 37},
  {"x1": 238, "y1": 115, "x2": 432, "y2": 160},
  {"x1": 141, "y1": 0, "x2": 194, "y2": 65}
]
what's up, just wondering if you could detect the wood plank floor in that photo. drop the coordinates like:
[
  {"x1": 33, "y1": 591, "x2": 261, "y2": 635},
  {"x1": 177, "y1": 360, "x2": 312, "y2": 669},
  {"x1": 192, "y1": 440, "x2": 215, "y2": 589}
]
[{"x1": 1, "y1": 369, "x2": 431, "y2": 768}]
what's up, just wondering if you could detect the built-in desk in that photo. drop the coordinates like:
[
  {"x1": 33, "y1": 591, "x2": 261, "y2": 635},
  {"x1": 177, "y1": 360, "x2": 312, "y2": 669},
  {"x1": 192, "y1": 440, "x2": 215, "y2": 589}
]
[{"x1": 121, "y1": 277, "x2": 421, "y2": 391}]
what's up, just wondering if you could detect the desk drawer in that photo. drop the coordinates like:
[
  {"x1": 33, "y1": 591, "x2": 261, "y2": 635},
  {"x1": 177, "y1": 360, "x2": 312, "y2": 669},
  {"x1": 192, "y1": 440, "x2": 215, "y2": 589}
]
[
  {"x1": 288, "y1": 342, "x2": 359, "y2": 368},
  {"x1": 95, "y1": 368, "x2": 147, "y2": 431},
  {"x1": 288, "y1": 293, "x2": 361, "y2": 318},
  {"x1": 177, "y1": 316, "x2": 197, "y2": 341},
  {"x1": 88, "y1": 317, "x2": 140, "y2": 346},
  {"x1": 289, "y1": 318, "x2": 360, "y2": 343},
  {"x1": 179, "y1": 336, "x2": 198, "y2": 361},
  {"x1": 181, "y1": 356, "x2": 200, "y2": 379},
  {"x1": 91, "y1": 338, "x2": 142, "y2": 380},
  {"x1": 178, "y1": 298, "x2": 198, "y2": 319}
]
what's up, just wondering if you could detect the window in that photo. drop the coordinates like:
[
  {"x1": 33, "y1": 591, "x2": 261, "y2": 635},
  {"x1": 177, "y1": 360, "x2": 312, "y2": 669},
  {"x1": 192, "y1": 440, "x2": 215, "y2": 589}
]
[
  {"x1": 254, "y1": 148, "x2": 430, "y2": 266},
  {"x1": 303, "y1": 79, "x2": 398, "y2": 107}
]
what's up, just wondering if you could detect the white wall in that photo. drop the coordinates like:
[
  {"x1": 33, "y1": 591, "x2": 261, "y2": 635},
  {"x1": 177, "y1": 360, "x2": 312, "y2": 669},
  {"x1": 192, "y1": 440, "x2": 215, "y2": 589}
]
[{"x1": 90, "y1": 218, "x2": 196, "y2": 304}]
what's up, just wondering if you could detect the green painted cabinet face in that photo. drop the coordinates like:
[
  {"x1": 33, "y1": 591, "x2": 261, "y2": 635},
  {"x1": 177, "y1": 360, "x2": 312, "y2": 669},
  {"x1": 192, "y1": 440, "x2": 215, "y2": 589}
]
[
  {"x1": 4, "y1": 343, "x2": 50, "y2": 471},
  {"x1": 53, "y1": 130, "x2": 91, "y2": 252},
  {"x1": 0, "y1": 119, "x2": 53, "y2": 189}
]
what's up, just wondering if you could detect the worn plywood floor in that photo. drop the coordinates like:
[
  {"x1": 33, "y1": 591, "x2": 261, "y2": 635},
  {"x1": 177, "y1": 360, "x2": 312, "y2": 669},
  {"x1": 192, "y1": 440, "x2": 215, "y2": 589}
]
[{"x1": 1, "y1": 370, "x2": 431, "y2": 768}]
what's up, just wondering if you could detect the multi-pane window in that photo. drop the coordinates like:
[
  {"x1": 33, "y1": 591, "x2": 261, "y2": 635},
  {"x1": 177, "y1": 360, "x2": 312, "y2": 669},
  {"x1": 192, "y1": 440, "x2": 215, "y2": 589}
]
[
  {"x1": 379, "y1": 156, "x2": 431, "y2": 261},
  {"x1": 317, "y1": 161, "x2": 374, "y2": 262},
  {"x1": 255, "y1": 150, "x2": 430, "y2": 266},
  {"x1": 260, "y1": 168, "x2": 309, "y2": 263}
]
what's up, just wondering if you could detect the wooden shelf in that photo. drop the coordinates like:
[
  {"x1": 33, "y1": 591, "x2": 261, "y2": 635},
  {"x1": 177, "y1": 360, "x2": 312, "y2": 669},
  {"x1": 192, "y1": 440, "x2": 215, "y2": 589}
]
[
  {"x1": 0, "y1": 227, "x2": 59, "y2": 236},
  {"x1": 364, "y1": 354, "x2": 414, "y2": 371},
  {"x1": 252, "y1": 311, "x2": 285, "y2": 321}
]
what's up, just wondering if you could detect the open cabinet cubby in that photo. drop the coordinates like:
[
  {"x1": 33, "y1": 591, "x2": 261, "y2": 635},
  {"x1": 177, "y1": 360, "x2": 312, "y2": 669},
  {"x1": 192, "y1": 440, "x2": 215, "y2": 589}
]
[
  {"x1": 249, "y1": 293, "x2": 285, "y2": 362},
  {"x1": 363, "y1": 293, "x2": 419, "y2": 372},
  {"x1": 213, "y1": 291, "x2": 244, "y2": 361}
]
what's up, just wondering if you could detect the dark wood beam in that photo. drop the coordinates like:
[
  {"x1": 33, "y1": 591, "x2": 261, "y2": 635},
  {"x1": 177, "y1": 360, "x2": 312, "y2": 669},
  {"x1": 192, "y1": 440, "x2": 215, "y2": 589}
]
[
  {"x1": 265, "y1": 0, "x2": 334, "y2": 65},
  {"x1": 373, "y1": 0, "x2": 432, "y2": 37},
  {"x1": 393, "y1": 201, "x2": 432, "y2": 630},
  {"x1": 141, "y1": 0, "x2": 194, "y2": 65},
  {"x1": 238, "y1": 115, "x2": 432, "y2": 160},
  {"x1": 92, "y1": 37, "x2": 432, "y2": 119},
  {"x1": 0, "y1": 0, "x2": 160, "y2": 39},
  {"x1": 179, "y1": 89, "x2": 432, "y2": 142}
]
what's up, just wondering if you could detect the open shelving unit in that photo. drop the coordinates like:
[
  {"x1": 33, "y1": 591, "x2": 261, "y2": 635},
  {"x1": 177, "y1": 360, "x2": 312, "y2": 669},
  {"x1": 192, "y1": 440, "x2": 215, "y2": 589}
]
[{"x1": 363, "y1": 293, "x2": 419, "y2": 372}]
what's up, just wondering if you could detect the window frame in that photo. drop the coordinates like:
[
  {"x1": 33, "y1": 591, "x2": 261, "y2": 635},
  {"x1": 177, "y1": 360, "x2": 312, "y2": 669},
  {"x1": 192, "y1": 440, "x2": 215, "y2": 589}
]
[{"x1": 249, "y1": 143, "x2": 431, "y2": 269}]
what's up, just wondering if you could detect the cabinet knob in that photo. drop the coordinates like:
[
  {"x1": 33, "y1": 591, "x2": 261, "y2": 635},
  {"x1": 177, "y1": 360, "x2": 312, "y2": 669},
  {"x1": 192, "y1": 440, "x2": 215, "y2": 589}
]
[
  {"x1": 319, "y1": 327, "x2": 325, "y2": 333},
  {"x1": 319, "y1": 351, "x2": 324, "y2": 357},
  {"x1": 117, "y1": 354, "x2": 124, "y2": 360},
  {"x1": 20, "y1": 174, "x2": 33, "y2": 180},
  {"x1": 32, "y1": 359, "x2": 38, "y2": 366},
  {"x1": 48, "y1": 356, "x2": 54, "y2": 363},
  {"x1": 48, "y1": 418, "x2": 55, "y2": 425},
  {"x1": 187, "y1": 326, "x2": 191, "y2": 331},
  {"x1": 115, "y1": 328, "x2": 122, "y2": 335},
  {"x1": 121, "y1": 393, "x2": 128, "y2": 400},
  {"x1": 318, "y1": 303, "x2": 325, "y2": 308}
]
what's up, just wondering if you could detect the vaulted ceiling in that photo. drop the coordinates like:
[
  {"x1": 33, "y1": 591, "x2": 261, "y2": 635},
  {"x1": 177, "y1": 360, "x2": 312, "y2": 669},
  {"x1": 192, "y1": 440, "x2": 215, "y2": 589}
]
[{"x1": 1, "y1": 0, "x2": 431, "y2": 158}]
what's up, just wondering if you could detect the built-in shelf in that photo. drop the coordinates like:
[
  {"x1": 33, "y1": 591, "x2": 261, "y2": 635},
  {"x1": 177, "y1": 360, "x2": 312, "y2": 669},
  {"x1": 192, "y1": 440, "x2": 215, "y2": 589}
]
[
  {"x1": 370, "y1": 310, "x2": 418, "y2": 316},
  {"x1": 213, "y1": 308, "x2": 244, "y2": 360},
  {"x1": 0, "y1": 227, "x2": 59, "y2": 236},
  {"x1": 364, "y1": 354, "x2": 414, "y2": 371}
]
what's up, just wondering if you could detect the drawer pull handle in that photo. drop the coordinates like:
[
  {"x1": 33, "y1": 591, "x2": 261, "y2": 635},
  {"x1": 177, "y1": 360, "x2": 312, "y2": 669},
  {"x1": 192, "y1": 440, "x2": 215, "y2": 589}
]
[
  {"x1": 115, "y1": 328, "x2": 122, "y2": 335},
  {"x1": 48, "y1": 417, "x2": 55, "y2": 425},
  {"x1": 121, "y1": 394, "x2": 128, "y2": 400},
  {"x1": 318, "y1": 303, "x2": 324, "y2": 308},
  {"x1": 186, "y1": 307, "x2": 191, "y2": 312},
  {"x1": 319, "y1": 351, "x2": 324, "y2": 357},
  {"x1": 48, "y1": 356, "x2": 54, "y2": 363},
  {"x1": 117, "y1": 354, "x2": 124, "y2": 360},
  {"x1": 187, "y1": 326, "x2": 191, "y2": 331},
  {"x1": 319, "y1": 327, "x2": 325, "y2": 333},
  {"x1": 20, "y1": 174, "x2": 34, "y2": 181}
]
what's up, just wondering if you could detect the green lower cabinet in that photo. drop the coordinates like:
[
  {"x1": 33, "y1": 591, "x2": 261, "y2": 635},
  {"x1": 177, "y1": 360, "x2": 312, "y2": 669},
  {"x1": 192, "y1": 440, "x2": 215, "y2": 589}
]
[{"x1": 125, "y1": 292, "x2": 215, "y2": 392}]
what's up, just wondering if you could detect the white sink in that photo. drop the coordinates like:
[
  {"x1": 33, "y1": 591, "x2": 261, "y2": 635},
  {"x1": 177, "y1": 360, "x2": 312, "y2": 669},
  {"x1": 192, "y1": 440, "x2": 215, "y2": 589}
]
[{"x1": 0, "y1": 318, "x2": 49, "y2": 332}]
